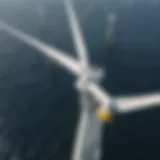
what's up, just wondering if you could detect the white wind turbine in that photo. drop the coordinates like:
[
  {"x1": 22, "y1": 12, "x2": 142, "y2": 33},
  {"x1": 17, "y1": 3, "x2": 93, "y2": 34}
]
[{"x1": 0, "y1": 0, "x2": 160, "y2": 160}]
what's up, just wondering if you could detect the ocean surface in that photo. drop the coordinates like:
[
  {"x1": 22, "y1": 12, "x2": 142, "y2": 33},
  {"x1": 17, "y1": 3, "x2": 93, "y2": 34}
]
[{"x1": 0, "y1": 0, "x2": 160, "y2": 159}]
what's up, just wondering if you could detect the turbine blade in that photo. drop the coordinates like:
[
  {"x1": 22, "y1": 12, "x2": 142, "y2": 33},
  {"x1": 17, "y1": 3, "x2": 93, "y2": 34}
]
[
  {"x1": 115, "y1": 92, "x2": 160, "y2": 114},
  {"x1": 0, "y1": 20, "x2": 81, "y2": 75},
  {"x1": 88, "y1": 83, "x2": 111, "y2": 110},
  {"x1": 0, "y1": 20, "x2": 112, "y2": 109},
  {"x1": 87, "y1": 82, "x2": 160, "y2": 115},
  {"x1": 64, "y1": 0, "x2": 89, "y2": 69}
]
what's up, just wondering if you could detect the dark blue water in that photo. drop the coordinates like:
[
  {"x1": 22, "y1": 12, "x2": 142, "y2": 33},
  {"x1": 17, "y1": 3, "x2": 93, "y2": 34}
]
[{"x1": 0, "y1": 0, "x2": 160, "y2": 159}]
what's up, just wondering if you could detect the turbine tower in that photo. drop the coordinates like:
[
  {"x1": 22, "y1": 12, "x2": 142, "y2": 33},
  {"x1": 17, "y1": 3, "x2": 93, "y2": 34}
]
[
  {"x1": 64, "y1": 1, "x2": 106, "y2": 160},
  {"x1": 0, "y1": 0, "x2": 160, "y2": 160}
]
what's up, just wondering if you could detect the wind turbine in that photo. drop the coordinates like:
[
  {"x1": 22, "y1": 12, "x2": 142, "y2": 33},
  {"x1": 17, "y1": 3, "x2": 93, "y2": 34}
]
[
  {"x1": 0, "y1": 0, "x2": 160, "y2": 160},
  {"x1": 105, "y1": 12, "x2": 117, "y2": 45}
]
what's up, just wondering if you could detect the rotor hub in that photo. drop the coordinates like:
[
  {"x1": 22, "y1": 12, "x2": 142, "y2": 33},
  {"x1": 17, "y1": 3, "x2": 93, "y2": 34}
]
[{"x1": 75, "y1": 66, "x2": 105, "y2": 92}]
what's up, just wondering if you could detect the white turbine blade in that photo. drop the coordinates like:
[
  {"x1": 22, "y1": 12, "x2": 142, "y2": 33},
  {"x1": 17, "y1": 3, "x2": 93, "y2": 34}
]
[
  {"x1": 64, "y1": 0, "x2": 89, "y2": 69},
  {"x1": 0, "y1": 20, "x2": 81, "y2": 75},
  {"x1": 115, "y1": 92, "x2": 160, "y2": 114},
  {"x1": 88, "y1": 83, "x2": 112, "y2": 112},
  {"x1": 0, "y1": 20, "x2": 112, "y2": 111}
]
